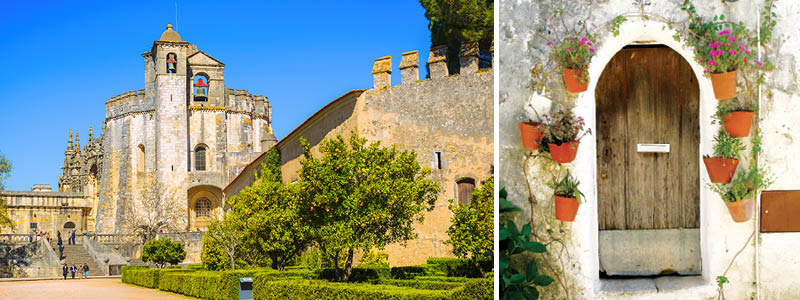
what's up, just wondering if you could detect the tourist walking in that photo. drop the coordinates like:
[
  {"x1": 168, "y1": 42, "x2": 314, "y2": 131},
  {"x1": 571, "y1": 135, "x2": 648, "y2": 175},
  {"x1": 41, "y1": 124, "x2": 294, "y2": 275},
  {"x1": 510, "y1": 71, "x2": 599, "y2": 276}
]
[
  {"x1": 70, "y1": 229, "x2": 76, "y2": 244},
  {"x1": 62, "y1": 264, "x2": 68, "y2": 280},
  {"x1": 70, "y1": 264, "x2": 77, "y2": 279},
  {"x1": 82, "y1": 263, "x2": 89, "y2": 278}
]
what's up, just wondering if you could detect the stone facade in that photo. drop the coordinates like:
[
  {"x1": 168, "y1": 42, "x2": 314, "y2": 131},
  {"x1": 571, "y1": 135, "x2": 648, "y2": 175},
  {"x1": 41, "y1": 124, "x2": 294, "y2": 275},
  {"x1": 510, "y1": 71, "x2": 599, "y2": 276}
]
[
  {"x1": 54, "y1": 24, "x2": 276, "y2": 235},
  {"x1": 224, "y1": 45, "x2": 493, "y2": 266},
  {"x1": 500, "y1": 1, "x2": 800, "y2": 299},
  {"x1": 0, "y1": 186, "x2": 91, "y2": 235}
]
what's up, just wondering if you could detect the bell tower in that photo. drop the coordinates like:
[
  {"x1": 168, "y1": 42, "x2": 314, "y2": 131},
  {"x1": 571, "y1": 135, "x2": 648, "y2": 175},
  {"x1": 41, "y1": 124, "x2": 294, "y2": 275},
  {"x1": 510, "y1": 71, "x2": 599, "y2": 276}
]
[{"x1": 147, "y1": 24, "x2": 191, "y2": 228}]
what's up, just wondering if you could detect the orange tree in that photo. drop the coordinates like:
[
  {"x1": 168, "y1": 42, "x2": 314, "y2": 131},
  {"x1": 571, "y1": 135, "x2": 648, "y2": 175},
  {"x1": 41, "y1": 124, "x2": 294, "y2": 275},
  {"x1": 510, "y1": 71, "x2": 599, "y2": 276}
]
[
  {"x1": 447, "y1": 176, "x2": 494, "y2": 276},
  {"x1": 297, "y1": 133, "x2": 440, "y2": 282},
  {"x1": 226, "y1": 147, "x2": 311, "y2": 270}
]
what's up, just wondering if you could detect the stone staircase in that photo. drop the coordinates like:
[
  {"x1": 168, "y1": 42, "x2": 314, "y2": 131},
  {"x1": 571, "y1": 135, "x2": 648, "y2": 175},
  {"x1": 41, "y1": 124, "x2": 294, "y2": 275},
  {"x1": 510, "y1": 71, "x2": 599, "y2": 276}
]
[{"x1": 58, "y1": 244, "x2": 104, "y2": 276}]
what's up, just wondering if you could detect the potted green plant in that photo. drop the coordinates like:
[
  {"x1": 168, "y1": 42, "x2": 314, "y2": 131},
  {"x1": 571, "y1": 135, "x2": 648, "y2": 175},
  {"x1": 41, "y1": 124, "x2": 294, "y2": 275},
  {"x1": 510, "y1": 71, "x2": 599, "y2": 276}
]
[
  {"x1": 714, "y1": 98, "x2": 757, "y2": 140},
  {"x1": 519, "y1": 104, "x2": 545, "y2": 150},
  {"x1": 708, "y1": 165, "x2": 773, "y2": 222},
  {"x1": 541, "y1": 108, "x2": 591, "y2": 163},
  {"x1": 547, "y1": 171, "x2": 584, "y2": 222},
  {"x1": 547, "y1": 37, "x2": 596, "y2": 93},
  {"x1": 703, "y1": 129, "x2": 744, "y2": 183}
]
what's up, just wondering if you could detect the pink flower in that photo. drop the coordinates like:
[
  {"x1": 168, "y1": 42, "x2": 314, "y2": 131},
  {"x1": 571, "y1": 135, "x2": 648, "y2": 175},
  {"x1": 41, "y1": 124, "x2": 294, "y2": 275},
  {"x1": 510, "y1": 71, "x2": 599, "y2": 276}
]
[
  {"x1": 567, "y1": 48, "x2": 573, "y2": 52},
  {"x1": 716, "y1": 49, "x2": 725, "y2": 56},
  {"x1": 587, "y1": 41, "x2": 593, "y2": 46},
  {"x1": 745, "y1": 49, "x2": 751, "y2": 55},
  {"x1": 589, "y1": 47, "x2": 595, "y2": 52},
  {"x1": 729, "y1": 49, "x2": 738, "y2": 55},
  {"x1": 718, "y1": 29, "x2": 731, "y2": 36},
  {"x1": 704, "y1": 69, "x2": 710, "y2": 74},
  {"x1": 726, "y1": 43, "x2": 730, "y2": 47},
  {"x1": 738, "y1": 44, "x2": 747, "y2": 50},
  {"x1": 744, "y1": 59, "x2": 748, "y2": 63},
  {"x1": 699, "y1": 58, "x2": 704, "y2": 62},
  {"x1": 709, "y1": 60, "x2": 717, "y2": 66},
  {"x1": 727, "y1": 35, "x2": 736, "y2": 42},
  {"x1": 709, "y1": 50, "x2": 717, "y2": 57},
  {"x1": 756, "y1": 61, "x2": 763, "y2": 66},
  {"x1": 546, "y1": 41, "x2": 553, "y2": 46}
]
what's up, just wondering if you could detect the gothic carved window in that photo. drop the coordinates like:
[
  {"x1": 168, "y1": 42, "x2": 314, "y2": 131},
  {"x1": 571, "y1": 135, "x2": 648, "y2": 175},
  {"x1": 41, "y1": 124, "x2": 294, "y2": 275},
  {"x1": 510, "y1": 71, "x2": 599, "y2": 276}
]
[
  {"x1": 195, "y1": 198, "x2": 211, "y2": 218},
  {"x1": 193, "y1": 75, "x2": 209, "y2": 101},
  {"x1": 195, "y1": 145, "x2": 207, "y2": 171},
  {"x1": 166, "y1": 53, "x2": 177, "y2": 74},
  {"x1": 456, "y1": 178, "x2": 476, "y2": 205},
  {"x1": 138, "y1": 144, "x2": 145, "y2": 172}
]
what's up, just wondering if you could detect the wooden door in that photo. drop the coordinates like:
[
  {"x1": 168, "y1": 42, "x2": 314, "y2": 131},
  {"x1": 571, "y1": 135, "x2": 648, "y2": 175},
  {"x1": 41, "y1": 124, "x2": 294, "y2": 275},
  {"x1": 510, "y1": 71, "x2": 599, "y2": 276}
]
[{"x1": 595, "y1": 46, "x2": 700, "y2": 276}]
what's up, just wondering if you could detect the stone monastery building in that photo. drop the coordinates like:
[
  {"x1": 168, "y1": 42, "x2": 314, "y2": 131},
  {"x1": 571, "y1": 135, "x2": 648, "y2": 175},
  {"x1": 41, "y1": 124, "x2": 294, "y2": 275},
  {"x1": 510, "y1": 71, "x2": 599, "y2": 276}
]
[{"x1": 52, "y1": 25, "x2": 274, "y2": 234}]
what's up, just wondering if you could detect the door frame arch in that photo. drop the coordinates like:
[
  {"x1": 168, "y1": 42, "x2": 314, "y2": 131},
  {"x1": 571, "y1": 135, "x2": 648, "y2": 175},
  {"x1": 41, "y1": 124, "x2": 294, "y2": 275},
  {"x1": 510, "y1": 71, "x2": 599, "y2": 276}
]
[{"x1": 568, "y1": 19, "x2": 721, "y2": 289}]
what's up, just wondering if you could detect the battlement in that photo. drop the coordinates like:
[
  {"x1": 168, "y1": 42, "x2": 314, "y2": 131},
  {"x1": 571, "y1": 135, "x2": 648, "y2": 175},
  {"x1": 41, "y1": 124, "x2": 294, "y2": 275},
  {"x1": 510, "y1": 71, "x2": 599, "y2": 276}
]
[
  {"x1": 370, "y1": 41, "x2": 493, "y2": 90},
  {"x1": 105, "y1": 89, "x2": 153, "y2": 120}
]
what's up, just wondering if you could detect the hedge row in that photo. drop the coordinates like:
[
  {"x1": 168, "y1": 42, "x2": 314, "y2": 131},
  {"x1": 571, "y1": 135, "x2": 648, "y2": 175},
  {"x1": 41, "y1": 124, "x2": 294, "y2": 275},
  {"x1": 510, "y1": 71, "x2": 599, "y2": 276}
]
[
  {"x1": 317, "y1": 266, "x2": 390, "y2": 282},
  {"x1": 425, "y1": 257, "x2": 492, "y2": 278},
  {"x1": 254, "y1": 278, "x2": 493, "y2": 300},
  {"x1": 379, "y1": 279, "x2": 464, "y2": 290}
]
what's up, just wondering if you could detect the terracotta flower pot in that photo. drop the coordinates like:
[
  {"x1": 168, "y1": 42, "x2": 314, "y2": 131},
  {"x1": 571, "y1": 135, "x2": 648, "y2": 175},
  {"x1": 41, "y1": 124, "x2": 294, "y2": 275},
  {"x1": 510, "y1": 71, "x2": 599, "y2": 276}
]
[
  {"x1": 722, "y1": 111, "x2": 754, "y2": 138},
  {"x1": 555, "y1": 195, "x2": 580, "y2": 222},
  {"x1": 563, "y1": 69, "x2": 588, "y2": 93},
  {"x1": 703, "y1": 157, "x2": 739, "y2": 183},
  {"x1": 549, "y1": 141, "x2": 580, "y2": 163},
  {"x1": 726, "y1": 197, "x2": 753, "y2": 223},
  {"x1": 518, "y1": 122, "x2": 543, "y2": 150},
  {"x1": 710, "y1": 70, "x2": 737, "y2": 100}
]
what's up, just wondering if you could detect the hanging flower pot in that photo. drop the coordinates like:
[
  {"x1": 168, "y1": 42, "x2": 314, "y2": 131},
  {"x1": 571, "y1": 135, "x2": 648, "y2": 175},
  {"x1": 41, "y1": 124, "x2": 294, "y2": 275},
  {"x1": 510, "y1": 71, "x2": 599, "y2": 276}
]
[
  {"x1": 518, "y1": 122, "x2": 543, "y2": 150},
  {"x1": 710, "y1": 70, "x2": 737, "y2": 100},
  {"x1": 703, "y1": 157, "x2": 739, "y2": 183},
  {"x1": 555, "y1": 195, "x2": 580, "y2": 222},
  {"x1": 562, "y1": 69, "x2": 588, "y2": 93},
  {"x1": 549, "y1": 141, "x2": 580, "y2": 163},
  {"x1": 726, "y1": 197, "x2": 753, "y2": 223},
  {"x1": 722, "y1": 111, "x2": 754, "y2": 137}
]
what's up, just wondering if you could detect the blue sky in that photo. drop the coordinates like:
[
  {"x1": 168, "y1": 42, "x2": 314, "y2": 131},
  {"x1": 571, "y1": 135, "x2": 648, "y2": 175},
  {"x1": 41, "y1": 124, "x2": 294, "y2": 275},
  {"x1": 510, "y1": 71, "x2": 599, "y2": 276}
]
[{"x1": 0, "y1": 1, "x2": 433, "y2": 191}]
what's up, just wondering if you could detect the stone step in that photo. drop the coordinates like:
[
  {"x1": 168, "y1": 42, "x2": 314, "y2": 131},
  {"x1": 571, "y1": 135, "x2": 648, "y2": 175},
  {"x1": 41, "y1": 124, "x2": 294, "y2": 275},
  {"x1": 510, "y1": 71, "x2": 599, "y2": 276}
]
[{"x1": 55, "y1": 244, "x2": 105, "y2": 276}]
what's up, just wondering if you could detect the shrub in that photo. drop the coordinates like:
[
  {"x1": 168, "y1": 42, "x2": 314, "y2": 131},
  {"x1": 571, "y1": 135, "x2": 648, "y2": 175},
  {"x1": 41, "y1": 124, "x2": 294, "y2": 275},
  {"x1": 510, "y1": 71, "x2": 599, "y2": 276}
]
[
  {"x1": 188, "y1": 264, "x2": 205, "y2": 271},
  {"x1": 414, "y1": 276, "x2": 475, "y2": 283},
  {"x1": 318, "y1": 266, "x2": 390, "y2": 283},
  {"x1": 201, "y1": 227, "x2": 231, "y2": 271},
  {"x1": 254, "y1": 279, "x2": 452, "y2": 300},
  {"x1": 122, "y1": 268, "x2": 161, "y2": 289},
  {"x1": 390, "y1": 266, "x2": 428, "y2": 279},
  {"x1": 380, "y1": 279, "x2": 464, "y2": 290},
  {"x1": 425, "y1": 257, "x2": 492, "y2": 278},
  {"x1": 447, "y1": 176, "x2": 494, "y2": 277},
  {"x1": 141, "y1": 237, "x2": 186, "y2": 268},
  {"x1": 448, "y1": 278, "x2": 493, "y2": 300}
]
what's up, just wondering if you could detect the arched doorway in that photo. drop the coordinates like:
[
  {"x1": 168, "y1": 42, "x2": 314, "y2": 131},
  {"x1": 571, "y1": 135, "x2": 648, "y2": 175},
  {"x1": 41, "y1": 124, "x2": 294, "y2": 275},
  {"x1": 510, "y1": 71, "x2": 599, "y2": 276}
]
[
  {"x1": 64, "y1": 221, "x2": 76, "y2": 230},
  {"x1": 595, "y1": 45, "x2": 700, "y2": 276},
  {"x1": 187, "y1": 185, "x2": 223, "y2": 231}
]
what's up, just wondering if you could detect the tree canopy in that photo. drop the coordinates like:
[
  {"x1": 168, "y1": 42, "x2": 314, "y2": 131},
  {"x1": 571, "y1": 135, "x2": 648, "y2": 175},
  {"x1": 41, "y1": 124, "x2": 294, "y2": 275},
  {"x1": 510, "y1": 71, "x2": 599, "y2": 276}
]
[
  {"x1": 419, "y1": 0, "x2": 494, "y2": 73},
  {"x1": 297, "y1": 133, "x2": 440, "y2": 281},
  {"x1": 447, "y1": 176, "x2": 494, "y2": 276},
  {"x1": 141, "y1": 237, "x2": 187, "y2": 268},
  {"x1": 0, "y1": 153, "x2": 13, "y2": 230}
]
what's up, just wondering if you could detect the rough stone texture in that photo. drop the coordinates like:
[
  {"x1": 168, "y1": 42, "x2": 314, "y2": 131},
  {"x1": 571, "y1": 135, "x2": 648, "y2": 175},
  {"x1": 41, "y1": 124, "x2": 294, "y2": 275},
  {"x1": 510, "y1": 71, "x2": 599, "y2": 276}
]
[
  {"x1": 653, "y1": 276, "x2": 705, "y2": 292},
  {"x1": 225, "y1": 46, "x2": 493, "y2": 266},
  {"x1": 0, "y1": 239, "x2": 60, "y2": 278},
  {"x1": 500, "y1": 0, "x2": 800, "y2": 298},
  {"x1": 599, "y1": 229, "x2": 700, "y2": 276},
  {"x1": 600, "y1": 278, "x2": 657, "y2": 295},
  {"x1": 0, "y1": 190, "x2": 90, "y2": 235}
]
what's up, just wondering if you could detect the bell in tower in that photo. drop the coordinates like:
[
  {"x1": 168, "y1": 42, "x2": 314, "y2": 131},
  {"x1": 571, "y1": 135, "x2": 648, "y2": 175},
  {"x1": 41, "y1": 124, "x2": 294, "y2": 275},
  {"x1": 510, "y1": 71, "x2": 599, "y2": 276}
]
[
  {"x1": 194, "y1": 77, "x2": 208, "y2": 101},
  {"x1": 167, "y1": 53, "x2": 177, "y2": 74}
]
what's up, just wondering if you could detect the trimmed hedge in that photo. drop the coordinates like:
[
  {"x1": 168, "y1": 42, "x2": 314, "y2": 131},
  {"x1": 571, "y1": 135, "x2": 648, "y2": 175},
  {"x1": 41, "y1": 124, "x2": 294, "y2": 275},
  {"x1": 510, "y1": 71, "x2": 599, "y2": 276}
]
[
  {"x1": 425, "y1": 257, "x2": 492, "y2": 278},
  {"x1": 414, "y1": 276, "x2": 476, "y2": 283},
  {"x1": 254, "y1": 279, "x2": 452, "y2": 300},
  {"x1": 448, "y1": 278, "x2": 493, "y2": 300},
  {"x1": 317, "y1": 266, "x2": 390, "y2": 282},
  {"x1": 380, "y1": 279, "x2": 464, "y2": 290},
  {"x1": 390, "y1": 266, "x2": 428, "y2": 279},
  {"x1": 122, "y1": 268, "x2": 161, "y2": 288}
]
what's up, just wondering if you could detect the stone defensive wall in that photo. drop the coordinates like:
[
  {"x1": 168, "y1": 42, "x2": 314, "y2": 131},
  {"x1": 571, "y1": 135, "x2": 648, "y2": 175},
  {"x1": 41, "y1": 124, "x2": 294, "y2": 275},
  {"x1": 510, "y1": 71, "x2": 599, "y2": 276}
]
[{"x1": 105, "y1": 88, "x2": 271, "y2": 123}]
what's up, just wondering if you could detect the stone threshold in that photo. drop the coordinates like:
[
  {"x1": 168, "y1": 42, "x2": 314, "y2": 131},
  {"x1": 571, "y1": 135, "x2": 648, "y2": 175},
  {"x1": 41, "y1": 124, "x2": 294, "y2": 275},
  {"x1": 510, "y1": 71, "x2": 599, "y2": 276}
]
[{"x1": 600, "y1": 275, "x2": 706, "y2": 294}]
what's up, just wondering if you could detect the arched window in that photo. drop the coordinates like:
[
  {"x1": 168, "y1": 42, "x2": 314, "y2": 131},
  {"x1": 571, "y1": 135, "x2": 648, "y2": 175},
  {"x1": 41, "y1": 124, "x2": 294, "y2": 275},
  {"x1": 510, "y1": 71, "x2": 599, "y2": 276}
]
[
  {"x1": 456, "y1": 178, "x2": 476, "y2": 205},
  {"x1": 193, "y1": 75, "x2": 209, "y2": 101},
  {"x1": 63, "y1": 222, "x2": 76, "y2": 230},
  {"x1": 195, "y1": 198, "x2": 211, "y2": 218},
  {"x1": 166, "y1": 53, "x2": 177, "y2": 74},
  {"x1": 138, "y1": 144, "x2": 145, "y2": 172},
  {"x1": 195, "y1": 145, "x2": 207, "y2": 171}
]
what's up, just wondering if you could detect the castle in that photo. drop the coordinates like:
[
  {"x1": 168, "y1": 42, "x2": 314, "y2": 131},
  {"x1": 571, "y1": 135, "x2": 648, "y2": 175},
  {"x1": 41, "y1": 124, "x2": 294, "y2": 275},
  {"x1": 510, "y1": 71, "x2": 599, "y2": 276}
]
[
  {"x1": 1, "y1": 24, "x2": 493, "y2": 267},
  {"x1": 5, "y1": 24, "x2": 277, "y2": 235}
]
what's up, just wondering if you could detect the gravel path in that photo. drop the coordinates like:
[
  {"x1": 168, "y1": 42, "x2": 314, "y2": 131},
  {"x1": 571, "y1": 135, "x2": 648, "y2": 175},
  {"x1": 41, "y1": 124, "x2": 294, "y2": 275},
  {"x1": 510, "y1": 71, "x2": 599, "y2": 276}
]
[{"x1": 0, "y1": 278, "x2": 196, "y2": 300}]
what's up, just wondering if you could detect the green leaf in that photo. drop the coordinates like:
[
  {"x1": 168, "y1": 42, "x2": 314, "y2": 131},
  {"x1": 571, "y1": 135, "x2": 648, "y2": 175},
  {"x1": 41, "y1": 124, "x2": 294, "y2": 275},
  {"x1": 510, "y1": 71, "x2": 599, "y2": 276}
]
[
  {"x1": 510, "y1": 273, "x2": 526, "y2": 285},
  {"x1": 523, "y1": 286, "x2": 540, "y2": 300},
  {"x1": 500, "y1": 228, "x2": 510, "y2": 241},
  {"x1": 500, "y1": 257, "x2": 510, "y2": 271},
  {"x1": 526, "y1": 260, "x2": 539, "y2": 280},
  {"x1": 522, "y1": 224, "x2": 531, "y2": 237},
  {"x1": 524, "y1": 241, "x2": 547, "y2": 253},
  {"x1": 533, "y1": 274, "x2": 555, "y2": 286},
  {"x1": 508, "y1": 290, "x2": 526, "y2": 300}
]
